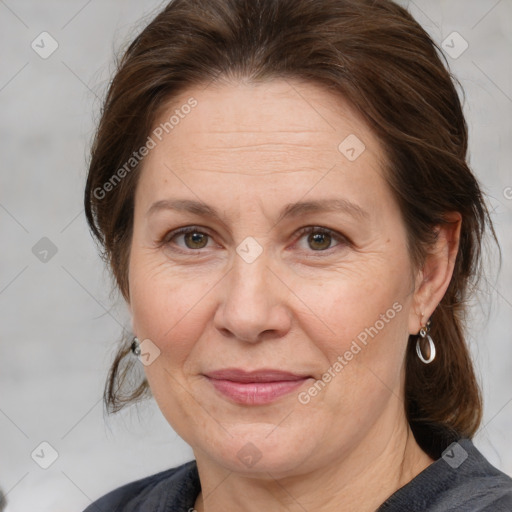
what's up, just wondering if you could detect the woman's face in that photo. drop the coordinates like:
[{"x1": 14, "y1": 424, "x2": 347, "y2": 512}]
[{"x1": 128, "y1": 79, "x2": 422, "y2": 476}]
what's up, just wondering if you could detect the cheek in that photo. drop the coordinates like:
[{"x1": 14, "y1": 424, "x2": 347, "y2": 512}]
[
  {"x1": 128, "y1": 252, "x2": 214, "y2": 365},
  {"x1": 295, "y1": 275, "x2": 410, "y2": 422},
  {"x1": 293, "y1": 253, "x2": 411, "y2": 348},
  {"x1": 290, "y1": 258, "x2": 413, "y2": 415}
]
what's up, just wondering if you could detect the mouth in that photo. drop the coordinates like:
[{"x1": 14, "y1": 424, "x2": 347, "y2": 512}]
[{"x1": 203, "y1": 368, "x2": 313, "y2": 405}]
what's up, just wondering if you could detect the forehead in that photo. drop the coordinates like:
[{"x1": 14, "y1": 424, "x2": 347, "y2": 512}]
[
  {"x1": 135, "y1": 79, "x2": 390, "y2": 215},
  {"x1": 153, "y1": 79, "x2": 376, "y2": 152}
]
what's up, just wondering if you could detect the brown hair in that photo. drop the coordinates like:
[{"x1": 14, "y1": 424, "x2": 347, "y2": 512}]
[{"x1": 84, "y1": 0, "x2": 498, "y2": 457}]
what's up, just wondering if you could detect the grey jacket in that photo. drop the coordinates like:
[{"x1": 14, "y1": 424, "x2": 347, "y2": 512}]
[{"x1": 83, "y1": 438, "x2": 512, "y2": 511}]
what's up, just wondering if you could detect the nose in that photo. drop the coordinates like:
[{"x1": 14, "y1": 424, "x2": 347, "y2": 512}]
[{"x1": 213, "y1": 250, "x2": 292, "y2": 344}]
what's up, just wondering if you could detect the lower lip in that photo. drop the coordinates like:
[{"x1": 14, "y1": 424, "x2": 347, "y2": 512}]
[{"x1": 206, "y1": 377, "x2": 309, "y2": 405}]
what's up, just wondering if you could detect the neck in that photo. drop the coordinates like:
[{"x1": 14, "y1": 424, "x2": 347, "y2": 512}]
[{"x1": 193, "y1": 417, "x2": 434, "y2": 512}]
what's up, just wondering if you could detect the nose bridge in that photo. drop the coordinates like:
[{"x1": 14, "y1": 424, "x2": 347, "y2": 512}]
[
  {"x1": 231, "y1": 248, "x2": 270, "y2": 303},
  {"x1": 214, "y1": 245, "x2": 291, "y2": 342}
]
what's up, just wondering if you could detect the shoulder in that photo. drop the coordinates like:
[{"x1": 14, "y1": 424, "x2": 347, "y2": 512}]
[
  {"x1": 378, "y1": 438, "x2": 512, "y2": 511},
  {"x1": 82, "y1": 459, "x2": 200, "y2": 512}
]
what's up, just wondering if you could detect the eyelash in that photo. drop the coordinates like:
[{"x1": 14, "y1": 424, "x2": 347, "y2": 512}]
[{"x1": 160, "y1": 225, "x2": 350, "y2": 256}]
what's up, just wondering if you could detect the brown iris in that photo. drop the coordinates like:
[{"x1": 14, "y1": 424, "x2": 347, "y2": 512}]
[
  {"x1": 184, "y1": 231, "x2": 208, "y2": 249},
  {"x1": 308, "y1": 231, "x2": 332, "y2": 251}
]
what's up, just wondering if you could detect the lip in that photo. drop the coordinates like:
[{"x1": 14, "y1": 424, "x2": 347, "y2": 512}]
[{"x1": 204, "y1": 368, "x2": 312, "y2": 405}]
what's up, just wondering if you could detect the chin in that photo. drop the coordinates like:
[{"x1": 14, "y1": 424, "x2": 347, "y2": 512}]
[{"x1": 197, "y1": 423, "x2": 322, "y2": 477}]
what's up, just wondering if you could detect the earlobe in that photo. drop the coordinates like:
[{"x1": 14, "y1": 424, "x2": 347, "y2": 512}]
[{"x1": 408, "y1": 213, "x2": 462, "y2": 334}]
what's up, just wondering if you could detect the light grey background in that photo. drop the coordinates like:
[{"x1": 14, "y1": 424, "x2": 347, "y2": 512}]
[{"x1": 0, "y1": 0, "x2": 511, "y2": 510}]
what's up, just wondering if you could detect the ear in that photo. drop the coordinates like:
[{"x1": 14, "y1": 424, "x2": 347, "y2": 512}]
[{"x1": 408, "y1": 212, "x2": 462, "y2": 334}]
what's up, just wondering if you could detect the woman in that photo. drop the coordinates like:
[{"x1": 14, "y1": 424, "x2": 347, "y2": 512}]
[{"x1": 83, "y1": 0, "x2": 512, "y2": 510}]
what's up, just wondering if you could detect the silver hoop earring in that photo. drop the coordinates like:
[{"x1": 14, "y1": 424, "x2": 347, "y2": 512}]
[
  {"x1": 131, "y1": 337, "x2": 141, "y2": 356},
  {"x1": 416, "y1": 321, "x2": 435, "y2": 364}
]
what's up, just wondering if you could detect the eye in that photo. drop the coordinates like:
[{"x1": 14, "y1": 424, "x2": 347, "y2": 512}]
[
  {"x1": 162, "y1": 226, "x2": 213, "y2": 251},
  {"x1": 294, "y1": 226, "x2": 349, "y2": 253},
  {"x1": 161, "y1": 225, "x2": 349, "y2": 255}
]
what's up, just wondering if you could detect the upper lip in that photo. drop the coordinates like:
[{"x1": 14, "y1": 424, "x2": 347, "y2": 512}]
[{"x1": 204, "y1": 368, "x2": 311, "y2": 382}]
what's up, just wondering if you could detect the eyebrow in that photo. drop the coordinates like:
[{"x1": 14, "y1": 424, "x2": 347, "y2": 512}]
[{"x1": 146, "y1": 198, "x2": 369, "y2": 223}]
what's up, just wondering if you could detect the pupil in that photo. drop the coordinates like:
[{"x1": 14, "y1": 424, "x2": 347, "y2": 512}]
[
  {"x1": 186, "y1": 232, "x2": 207, "y2": 248},
  {"x1": 310, "y1": 232, "x2": 330, "y2": 250}
]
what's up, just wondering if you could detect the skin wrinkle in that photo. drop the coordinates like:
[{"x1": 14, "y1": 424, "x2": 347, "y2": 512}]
[
  {"x1": 202, "y1": 142, "x2": 318, "y2": 150},
  {"x1": 145, "y1": 199, "x2": 370, "y2": 240},
  {"x1": 158, "y1": 166, "x2": 338, "y2": 176},
  {"x1": 127, "y1": 79, "x2": 460, "y2": 512}
]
